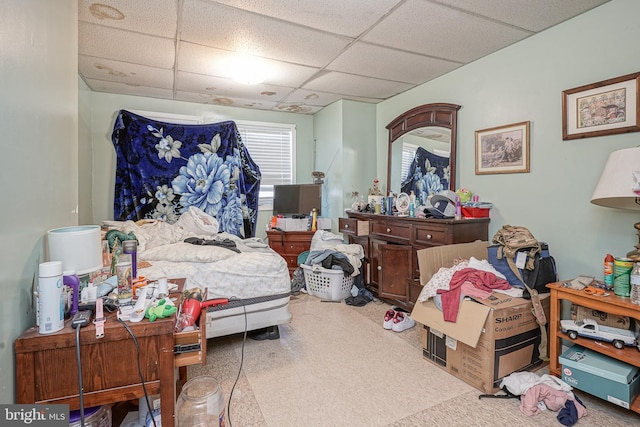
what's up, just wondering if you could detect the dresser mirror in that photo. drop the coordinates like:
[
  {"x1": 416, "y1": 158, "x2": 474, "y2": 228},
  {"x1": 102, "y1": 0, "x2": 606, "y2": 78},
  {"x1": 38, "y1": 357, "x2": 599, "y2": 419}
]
[{"x1": 386, "y1": 103, "x2": 461, "y2": 205}]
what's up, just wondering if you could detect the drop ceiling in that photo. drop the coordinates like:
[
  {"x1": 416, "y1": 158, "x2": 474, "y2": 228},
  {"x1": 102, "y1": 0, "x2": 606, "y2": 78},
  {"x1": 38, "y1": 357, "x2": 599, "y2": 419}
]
[{"x1": 79, "y1": 0, "x2": 610, "y2": 115}]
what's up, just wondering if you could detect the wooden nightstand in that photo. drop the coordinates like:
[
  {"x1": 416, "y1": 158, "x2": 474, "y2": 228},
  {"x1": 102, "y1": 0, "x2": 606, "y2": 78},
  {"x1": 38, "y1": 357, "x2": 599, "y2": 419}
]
[{"x1": 266, "y1": 230, "x2": 314, "y2": 278}]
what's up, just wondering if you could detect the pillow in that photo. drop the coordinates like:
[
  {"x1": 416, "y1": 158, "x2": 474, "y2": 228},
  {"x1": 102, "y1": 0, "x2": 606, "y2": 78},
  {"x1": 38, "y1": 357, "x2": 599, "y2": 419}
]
[{"x1": 175, "y1": 206, "x2": 219, "y2": 236}]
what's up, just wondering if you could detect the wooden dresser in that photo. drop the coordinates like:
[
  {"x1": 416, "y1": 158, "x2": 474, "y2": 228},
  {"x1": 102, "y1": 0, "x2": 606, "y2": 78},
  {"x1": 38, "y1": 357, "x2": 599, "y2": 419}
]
[
  {"x1": 340, "y1": 211, "x2": 489, "y2": 310},
  {"x1": 266, "y1": 230, "x2": 314, "y2": 278}
]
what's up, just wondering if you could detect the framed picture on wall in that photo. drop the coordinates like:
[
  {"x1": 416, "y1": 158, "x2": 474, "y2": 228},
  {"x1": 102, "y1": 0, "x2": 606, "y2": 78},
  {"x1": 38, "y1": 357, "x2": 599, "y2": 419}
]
[
  {"x1": 475, "y1": 121, "x2": 530, "y2": 175},
  {"x1": 562, "y1": 71, "x2": 640, "y2": 140}
]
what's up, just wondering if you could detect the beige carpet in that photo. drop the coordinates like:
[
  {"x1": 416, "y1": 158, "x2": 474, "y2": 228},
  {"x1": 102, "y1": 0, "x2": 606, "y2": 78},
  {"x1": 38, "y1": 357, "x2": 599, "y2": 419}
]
[{"x1": 187, "y1": 294, "x2": 638, "y2": 426}]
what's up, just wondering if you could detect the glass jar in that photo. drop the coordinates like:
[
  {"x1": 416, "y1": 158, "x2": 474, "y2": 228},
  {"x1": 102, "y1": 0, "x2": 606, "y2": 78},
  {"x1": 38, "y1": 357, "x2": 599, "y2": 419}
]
[
  {"x1": 176, "y1": 375, "x2": 225, "y2": 427},
  {"x1": 69, "y1": 405, "x2": 111, "y2": 427}
]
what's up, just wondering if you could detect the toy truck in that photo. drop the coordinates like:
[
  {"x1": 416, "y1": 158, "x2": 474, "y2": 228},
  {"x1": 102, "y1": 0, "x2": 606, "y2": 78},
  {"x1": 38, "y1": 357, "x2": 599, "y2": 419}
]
[{"x1": 560, "y1": 318, "x2": 637, "y2": 349}]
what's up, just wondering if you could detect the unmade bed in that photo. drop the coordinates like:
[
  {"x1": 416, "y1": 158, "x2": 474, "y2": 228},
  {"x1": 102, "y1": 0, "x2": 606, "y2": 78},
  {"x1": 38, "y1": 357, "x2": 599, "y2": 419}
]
[{"x1": 113, "y1": 219, "x2": 292, "y2": 339}]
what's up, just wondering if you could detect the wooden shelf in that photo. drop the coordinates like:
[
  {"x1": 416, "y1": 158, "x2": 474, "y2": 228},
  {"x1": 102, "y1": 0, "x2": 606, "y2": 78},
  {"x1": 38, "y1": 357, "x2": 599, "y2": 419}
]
[{"x1": 547, "y1": 282, "x2": 640, "y2": 415}]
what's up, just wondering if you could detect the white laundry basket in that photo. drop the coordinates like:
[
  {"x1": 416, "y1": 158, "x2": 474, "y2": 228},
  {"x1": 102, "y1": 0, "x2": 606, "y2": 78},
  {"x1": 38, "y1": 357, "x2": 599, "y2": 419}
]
[{"x1": 301, "y1": 264, "x2": 353, "y2": 301}]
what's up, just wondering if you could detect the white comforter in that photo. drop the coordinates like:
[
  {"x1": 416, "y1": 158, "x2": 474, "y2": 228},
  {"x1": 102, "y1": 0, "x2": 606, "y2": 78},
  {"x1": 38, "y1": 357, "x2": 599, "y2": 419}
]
[{"x1": 115, "y1": 220, "x2": 291, "y2": 299}]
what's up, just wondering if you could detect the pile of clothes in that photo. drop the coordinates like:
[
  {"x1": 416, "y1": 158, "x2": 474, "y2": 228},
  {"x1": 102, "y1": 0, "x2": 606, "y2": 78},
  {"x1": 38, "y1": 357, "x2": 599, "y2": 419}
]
[
  {"x1": 497, "y1": 371, "x2": 587, "y2": 426},
  {"x1": 417, "y1": 256, "x2": 525, "y2": 322},
  {"x1": 291, "y1": 230, "x2": 371, "y2": 305}
]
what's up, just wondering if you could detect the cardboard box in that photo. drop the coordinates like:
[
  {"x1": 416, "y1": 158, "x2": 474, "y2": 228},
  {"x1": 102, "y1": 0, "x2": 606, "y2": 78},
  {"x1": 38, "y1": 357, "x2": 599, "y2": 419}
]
[
  {"x1": 411, "y1": 241, "x2": 549, "y2": 394},
  {"x1": 276, "y1": 217, "x2": 331, "y2": 231},
  {"x1": 570, "y1": 305, "x2": 631, "y2": 329},
  {"x1": 560, "y1": 345, "x2": 640, "y2": 409}
]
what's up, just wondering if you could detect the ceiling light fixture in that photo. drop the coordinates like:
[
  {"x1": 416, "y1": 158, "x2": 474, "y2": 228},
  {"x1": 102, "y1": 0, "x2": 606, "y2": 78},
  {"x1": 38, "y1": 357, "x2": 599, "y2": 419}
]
[{"x1": 228, "y1": 54, "x2": 269, "y2": 85}]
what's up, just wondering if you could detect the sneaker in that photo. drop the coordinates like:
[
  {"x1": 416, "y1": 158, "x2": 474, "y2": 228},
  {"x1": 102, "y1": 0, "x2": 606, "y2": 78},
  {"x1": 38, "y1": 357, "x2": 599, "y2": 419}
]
[
  {"x1": 391, "y1": 312, "x2": 416, "y2": 332},
  {"x1": 383, "y1": 309, "x2": 396, "y2": 329}
]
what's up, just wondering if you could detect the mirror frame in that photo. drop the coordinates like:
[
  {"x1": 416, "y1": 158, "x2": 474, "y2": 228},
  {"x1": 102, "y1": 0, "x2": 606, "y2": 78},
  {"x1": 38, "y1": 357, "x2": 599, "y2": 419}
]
[{"x1": 386, "y1": 103, "x2": 461, "y2": 194}]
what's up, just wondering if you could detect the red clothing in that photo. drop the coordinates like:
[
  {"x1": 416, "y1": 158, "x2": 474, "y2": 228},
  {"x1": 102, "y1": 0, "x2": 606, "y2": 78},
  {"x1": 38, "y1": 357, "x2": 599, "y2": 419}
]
[{"x1": 437, "y1": 268, "x2": 511, "y2": 322}]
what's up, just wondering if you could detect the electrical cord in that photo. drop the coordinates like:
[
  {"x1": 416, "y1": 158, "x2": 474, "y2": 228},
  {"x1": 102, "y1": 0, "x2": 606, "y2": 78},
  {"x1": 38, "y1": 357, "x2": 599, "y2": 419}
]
[
  {"x1": 118, "y1": 318, "x2": 157, "y2": 427},
  {"x1": 227, "y1": 305, "x2": 248, "y2": 427},
  {"x1": 74, "y1": 326, "x2": 85, "y2": 427}
]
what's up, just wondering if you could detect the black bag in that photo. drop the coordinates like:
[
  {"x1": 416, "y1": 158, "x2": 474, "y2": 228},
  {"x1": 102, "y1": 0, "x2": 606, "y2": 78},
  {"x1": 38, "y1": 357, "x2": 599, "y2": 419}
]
[{"x1": 488, "y1": 243, "x2": 558, "y2": 296}]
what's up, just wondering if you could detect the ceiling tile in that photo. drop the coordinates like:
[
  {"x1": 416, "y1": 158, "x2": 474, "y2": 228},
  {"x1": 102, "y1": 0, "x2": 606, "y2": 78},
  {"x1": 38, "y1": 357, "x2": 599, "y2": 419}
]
[
  {"x1": 176, "y1": 71, "x2": 292, "y2": 102},
  {"x1": 303, "y1": 71, "x2": 412, "y2": 99},
  {"x1": 205, "y1": 0, "x2": 402, "y2": 37},
  {"x1": 180, "y1": 1, "x2": 352, "y2": 67},
  {"x1": 79, "y1": 22, "x2": 175, "y2": 69},
  {"x1": 274, "y1": 102, "x2": 324, "y2": 115},
  {"x1": 437, "y1": 0, "x2": 610, "y2": 32},
  {"x1": 84, "y1": 78, "x2": 174, "y2": 99},
  {"x1": 79, "y1": 55, "x2": 174, "y2": 89},
  {"x1": 175, "y1": 90, "x2": 279, "y2": 110},
  {"x1": 279, "y1": 88, "x2": 344, "y2": 107},
  {"x1": 78, "y1": 0, "x2": 177, "y2": 37},
  {"x1": 177, "y1": 42, "x2": 320, "y2": 87},
  {"x1": 363, "y1": 0, "x2": 532, "y2": 63},
  {"x1": 329, "y1": 42, "x2": 462, "y2": 84}
]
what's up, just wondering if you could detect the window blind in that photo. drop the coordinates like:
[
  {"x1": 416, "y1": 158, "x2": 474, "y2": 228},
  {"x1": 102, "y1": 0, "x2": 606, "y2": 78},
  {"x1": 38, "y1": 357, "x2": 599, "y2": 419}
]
[
  {"x1": 401, "y1": 142, "x2": 418, "y2": 183},
  {"x1": 236, "y1": 121, "x2": 296, "y2": 207}
]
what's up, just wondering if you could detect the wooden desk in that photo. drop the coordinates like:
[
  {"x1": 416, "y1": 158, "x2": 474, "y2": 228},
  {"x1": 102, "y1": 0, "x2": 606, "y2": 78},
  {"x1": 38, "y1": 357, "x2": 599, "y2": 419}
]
[
  {"x1": 14, "y1": 279, "x2": 195, "y2": 427},
  {"x1": 547, "y1": 281, "x2": 640, "y2": 413}
]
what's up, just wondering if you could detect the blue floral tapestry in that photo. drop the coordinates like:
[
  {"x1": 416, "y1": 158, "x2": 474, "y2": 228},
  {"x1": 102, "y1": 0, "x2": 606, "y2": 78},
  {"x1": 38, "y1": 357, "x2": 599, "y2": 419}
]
[
  {"x1": 111, "y1": 110, "x2": 260, "y2": 237},
  {"x1": 400, "y1": 147, "x2": 448, "y2": 205}
]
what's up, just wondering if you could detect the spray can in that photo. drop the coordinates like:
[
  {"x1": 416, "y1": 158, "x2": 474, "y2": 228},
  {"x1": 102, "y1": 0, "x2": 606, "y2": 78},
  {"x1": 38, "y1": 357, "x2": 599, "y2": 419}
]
[
  {"x1": 604, "y1": 253, "x2": 614, "y2": 288},
  {"x1": 38, "y1": 261, "x2": 64, "y2": 334}
]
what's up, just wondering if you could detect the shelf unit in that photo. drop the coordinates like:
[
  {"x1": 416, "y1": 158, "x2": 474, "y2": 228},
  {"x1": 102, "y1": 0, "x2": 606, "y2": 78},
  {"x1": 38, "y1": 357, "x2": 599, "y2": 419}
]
[{"x1": 547, "y1": 281, "x2": 640, "y2": 414}]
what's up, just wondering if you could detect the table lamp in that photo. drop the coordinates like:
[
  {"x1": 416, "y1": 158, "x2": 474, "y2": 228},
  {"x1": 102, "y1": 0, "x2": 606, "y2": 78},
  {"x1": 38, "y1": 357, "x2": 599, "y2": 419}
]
[
  {"x1": 47, "y1": 225, "x2": 103, "y2": 276},
  {"x1": 590, "y1": 146, "x2": 640, "y2": 261}
]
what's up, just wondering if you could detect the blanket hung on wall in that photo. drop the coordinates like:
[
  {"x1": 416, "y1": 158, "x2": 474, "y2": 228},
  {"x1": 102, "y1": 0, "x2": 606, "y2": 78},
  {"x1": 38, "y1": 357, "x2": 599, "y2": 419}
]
[{"x1": 111, "y1": 110, "x2": 260, "y2": 237}]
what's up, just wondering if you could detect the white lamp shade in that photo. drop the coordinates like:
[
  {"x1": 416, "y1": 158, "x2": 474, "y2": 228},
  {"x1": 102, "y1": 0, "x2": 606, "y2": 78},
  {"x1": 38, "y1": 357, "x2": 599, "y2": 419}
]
[
  {"x1": 47, "y1": 225, "x2": 102, "y2": 275},
  {"x1": 591, "y1": 146, "x2": 640, "y2": 210}
]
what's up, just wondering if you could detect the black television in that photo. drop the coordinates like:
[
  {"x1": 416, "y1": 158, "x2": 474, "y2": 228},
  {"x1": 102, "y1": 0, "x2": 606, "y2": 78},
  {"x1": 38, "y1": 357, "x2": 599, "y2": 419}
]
[{"x1": 273, "y1": 184, "x2": 322, "y2": 217}]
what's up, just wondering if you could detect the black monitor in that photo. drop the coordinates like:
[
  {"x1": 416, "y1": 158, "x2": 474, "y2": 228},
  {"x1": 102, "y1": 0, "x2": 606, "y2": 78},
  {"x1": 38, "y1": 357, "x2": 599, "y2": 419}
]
[{"x1": 273, "y1": 184, "x2": 322, "y2": 217}]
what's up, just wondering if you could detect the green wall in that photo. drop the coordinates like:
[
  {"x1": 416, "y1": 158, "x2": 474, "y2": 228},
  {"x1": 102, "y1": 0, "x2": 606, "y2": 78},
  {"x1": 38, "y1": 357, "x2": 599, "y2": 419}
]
[
  {"x1": 0, "y1": 0, "x2": 78, "y2": 403},
  {"x1": 376, "y1": 0, "x2": 640, "y2": 281}
]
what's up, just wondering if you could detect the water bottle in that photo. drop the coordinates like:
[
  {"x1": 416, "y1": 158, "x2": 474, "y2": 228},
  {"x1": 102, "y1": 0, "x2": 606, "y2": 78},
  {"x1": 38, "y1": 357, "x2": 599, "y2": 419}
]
[
  {"x1": 122, "y1": 240, "x2": 138, "y2": 279},
  {"x1": 38, "y1": 261, "x2": 64, "y2": 334},
  {"x1": 630, "y1": 262, "x2": 640, "y2": 305}
]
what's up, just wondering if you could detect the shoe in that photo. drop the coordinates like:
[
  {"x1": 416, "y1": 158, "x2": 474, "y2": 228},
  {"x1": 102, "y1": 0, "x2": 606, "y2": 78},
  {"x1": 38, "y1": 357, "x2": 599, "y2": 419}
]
[
  {"x1": 391, "y1": 312, "x2": 415, "y2": 332},
  {"x1": 383, "y1": 308, "x2": 396, "y2": 329},
  {"x1": 248, "y1": 325, "x2": 280, "y2": 341}
]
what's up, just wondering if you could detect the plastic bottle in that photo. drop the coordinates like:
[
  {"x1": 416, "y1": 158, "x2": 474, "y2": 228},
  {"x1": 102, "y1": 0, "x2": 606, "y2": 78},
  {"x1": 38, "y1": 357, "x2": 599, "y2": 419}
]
[
  {"x1": 604, "y1": 253, "x2": 614, "y2": 288},
  {"x1": 311, "y1": 208, "x2": 317, "y2": 232},
  {"x1": 454, "y1": 195, "x2": 462, "y2": 220},
  {"x1": 387, "y1": 192, "x2": 394, "y2": 216},
  {"x1": 631, "y1": 262, "x2": 640, "y2": 305},
  {"x1": 38, "y1": 261, "x2": 64, "y2": 334},
  {"x1": 63, "y1": 270, "x2": 80, "y2": 317}
]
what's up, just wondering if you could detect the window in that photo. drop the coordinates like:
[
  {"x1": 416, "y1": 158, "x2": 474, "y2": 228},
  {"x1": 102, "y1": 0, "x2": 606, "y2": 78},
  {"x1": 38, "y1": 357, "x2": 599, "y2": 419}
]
[
  {"x1": 401, "y1": 141, "x2": 418, "y2": 183},
  {"x1": 236, "y1": 121, "x2": 295, "y2": 209}
]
